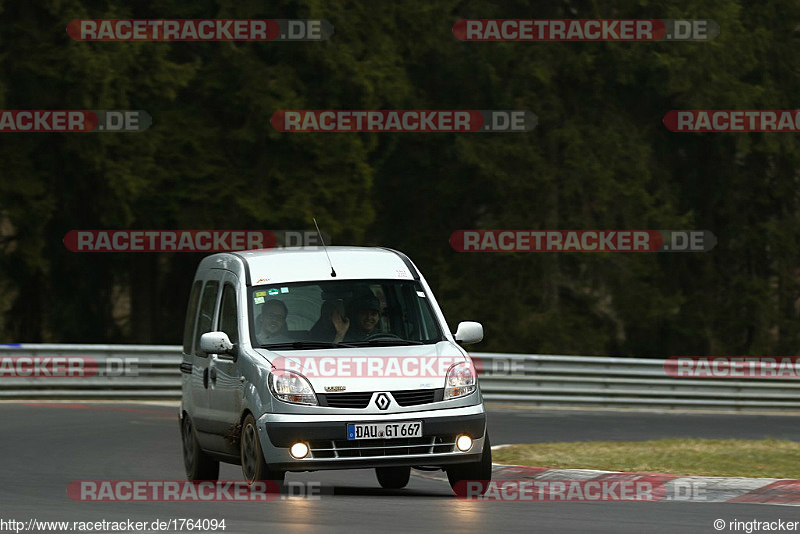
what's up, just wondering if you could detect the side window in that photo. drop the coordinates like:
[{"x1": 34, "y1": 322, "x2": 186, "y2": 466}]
[
  {"x1": 219, "y1": 284, "x2": 239, "y2": 346},
  {"x1": 182, "y1": 281, "x2": 202, "y2": 354},
  {"x1": 194, "y1": 281, "x2": 219, "y2": 357}
]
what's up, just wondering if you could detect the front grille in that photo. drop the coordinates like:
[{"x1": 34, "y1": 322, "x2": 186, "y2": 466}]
[
  {"x1": 317, "y1": 389, "x2": 443, "y2": 409},
  {"x1": 318, "y1": 392, "x2": 373, "y2": 408},
  {"x1": 308, "y1": 435, "x2": 456, "y2": 459},
  {"x1": 391, "y1": 389, "x2": 442, "y2": 406}
]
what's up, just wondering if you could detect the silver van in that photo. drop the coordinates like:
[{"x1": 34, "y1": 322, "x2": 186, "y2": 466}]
[{"x1": 180, "y1": 246, "x2": 491, "y2": 495}]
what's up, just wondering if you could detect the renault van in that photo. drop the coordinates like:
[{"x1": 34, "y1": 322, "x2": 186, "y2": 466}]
[{"x1": 179, "y1": 246, "x2": 491, "y2": 495}]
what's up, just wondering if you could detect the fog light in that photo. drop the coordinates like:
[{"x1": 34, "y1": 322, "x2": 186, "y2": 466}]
[
  {"x1": 289, "y1": 442, "x2": 310, "y2": 459},
  {"x1": 456, "y1": 435, "x2": 473, "y2": 452}
]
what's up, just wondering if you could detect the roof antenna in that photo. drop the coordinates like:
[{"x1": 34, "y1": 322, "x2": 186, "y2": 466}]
[{"x1": 314, "y1": 217, "x2": 336, "y2": 277}]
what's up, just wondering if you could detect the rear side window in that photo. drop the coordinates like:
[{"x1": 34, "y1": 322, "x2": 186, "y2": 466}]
[
  {"x1": 194, "y1": 281, "x2": 219, "y2": 357},
  {"x1": 219, "y1": 284, "x2": 239, "y2": 345},
  {"x1": 182, "y1": 281, "x2": 202, "y2": 354}
]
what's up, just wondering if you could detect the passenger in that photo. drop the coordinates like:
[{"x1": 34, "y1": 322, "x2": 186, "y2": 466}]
[
  {"x1": 333, "y1": 294, "x2": 381, "y2": 342},
  {"x1": 256, "y1": 299, "x2": 290, "y2": 343}
]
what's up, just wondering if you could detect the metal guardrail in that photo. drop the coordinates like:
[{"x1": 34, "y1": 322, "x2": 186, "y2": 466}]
[
  {"x1": 0, "y1": 345, "x2": 798, "y2": 411},
  {"x1": 474, "y1": 353, "x2": 800, "y2": 411},
  {"x1": 0, "y1": 344, "x2": 181, "y2": 400}
]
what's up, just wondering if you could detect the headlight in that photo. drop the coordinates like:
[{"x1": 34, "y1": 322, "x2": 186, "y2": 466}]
[
  {"x1": 444, "y1": 361, "x2": 476, "y2": 400},
  {"x1": 268, "y1": 370, "x2": 318, "y2": 406}
]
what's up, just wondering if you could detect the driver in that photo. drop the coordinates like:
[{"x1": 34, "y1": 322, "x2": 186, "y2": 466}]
[{"x1": 333, "y1": 294, "x2": 381, "y2": 342}]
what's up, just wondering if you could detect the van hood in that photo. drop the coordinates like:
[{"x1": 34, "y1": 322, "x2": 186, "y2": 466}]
[{"x1": 253, "y1": 342, "x2": 468, "y2": 393}]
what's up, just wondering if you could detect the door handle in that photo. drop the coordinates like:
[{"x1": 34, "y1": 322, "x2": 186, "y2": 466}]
[{"x1": 209, "y1": 354, "x2": 219, "y2": 382}]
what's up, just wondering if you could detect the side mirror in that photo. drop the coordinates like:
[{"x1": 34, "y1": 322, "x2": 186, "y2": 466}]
[
  {"x1": 454, "y1": 321, "x2": 483, "y2": 345},
  {"x1": 200, "y1": 331, "x2": 234, "y2": 355}
]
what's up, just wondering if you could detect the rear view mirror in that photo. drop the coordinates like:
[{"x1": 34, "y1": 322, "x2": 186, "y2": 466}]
[
  {"x1": 454, "y1": 321, "x2": 483, "y2": 345},
  {"x1": 200, "y1": 331, "x2": 234, "y2": 355}
]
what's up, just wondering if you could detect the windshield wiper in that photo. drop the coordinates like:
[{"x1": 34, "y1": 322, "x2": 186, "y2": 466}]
[
  {"x1": 259, "y1": 341, "x2": 356, "y2": 350},
  {"x1": 348, "y1": 339, "x2": 425, "y2": 346}
]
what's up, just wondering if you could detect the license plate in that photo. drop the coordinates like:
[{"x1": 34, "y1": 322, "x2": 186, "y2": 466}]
[{"x1": 347, "y1": 421, "x2": 423, "y2": 440}]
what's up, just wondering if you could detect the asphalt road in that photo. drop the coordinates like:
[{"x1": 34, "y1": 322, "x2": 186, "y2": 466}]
[
  {"x1": 485, "y1": 406, "x2": 800, "y2": 443},
  {"x1": 0, "y1": 402, "x2": 798, "y2": 534}
]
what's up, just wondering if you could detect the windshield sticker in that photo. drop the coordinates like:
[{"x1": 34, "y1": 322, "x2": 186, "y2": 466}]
[
  {"x1": 254, "y1": 296, "x2": 265, "y2": 304},
  {"x1": 268, "y1": 288, "x2": 279, "y2": 296},
  {"x1": 416, "y1": 291, "x2": 426, "y2": 298},
  {"x1": 255, "y1": 291, "x2": 267, "y2": 297},
  {"x1": 280, "y1": 287, "x2": 289, "y2": 293}
]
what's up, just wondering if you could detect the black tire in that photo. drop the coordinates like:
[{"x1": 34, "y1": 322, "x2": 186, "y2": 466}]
[
  {"x1": 240, "y1": 414, "x2": 285, "y2": 487},
  {"x1": 376, "y1": 466, "x2": 411, "y2": 489},
  {"x1": 181, "y1": 414, "x2": 219, "y2": 481},
  {"x1": 446, "y1": 434, "x2": 492, "y2": 497}
]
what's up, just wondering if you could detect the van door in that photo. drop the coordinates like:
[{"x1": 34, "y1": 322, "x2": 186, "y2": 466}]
[
  {"x1": 180, "y1": 279, "x2": 202, "y2": 417},
  {"x1": 205, "y1": 271, "x2": 244, "y2": 448},
  {"x1": 190, "y1": 276, "x2": 221, "y2": 433}
]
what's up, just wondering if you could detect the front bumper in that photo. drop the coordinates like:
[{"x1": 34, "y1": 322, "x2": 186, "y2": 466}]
[{"x1": 257, "y1": 403, "x2": 487, "y2": 471}]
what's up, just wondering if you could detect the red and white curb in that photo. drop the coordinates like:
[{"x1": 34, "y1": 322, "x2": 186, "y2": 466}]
[
  {"x1": 414, "y1": 444, "x2": 800, "y2": 505},
  {"x1": 486, "y1": 465, "x2": 799, "y2": 505}
]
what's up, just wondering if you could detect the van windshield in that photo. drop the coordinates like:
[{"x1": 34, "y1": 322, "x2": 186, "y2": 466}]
[{"x1": 249, "y1": 280, "x2": 444, "y2": 349}]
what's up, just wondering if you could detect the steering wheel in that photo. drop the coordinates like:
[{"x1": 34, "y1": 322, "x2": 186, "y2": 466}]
[{"x1": 363, "y1": 332, "x2": 403, "y2": 341}]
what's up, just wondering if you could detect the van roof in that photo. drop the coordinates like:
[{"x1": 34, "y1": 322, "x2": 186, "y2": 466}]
[{"x1": 232, "y1": 246, "x2": 419, "y2": 286}]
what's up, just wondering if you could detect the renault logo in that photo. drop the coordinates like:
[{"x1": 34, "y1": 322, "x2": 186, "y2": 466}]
[{"x1": 375, "y1": 393, "x2": 390, "y2": 410}]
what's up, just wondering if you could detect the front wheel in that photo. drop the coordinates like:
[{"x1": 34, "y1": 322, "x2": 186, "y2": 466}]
[
  {"x1": 240, "y1": 414, "x2": 285, "y2": 487},
  {"x1": 181, "y1": 414, "x2": 219, "y2": 481},
  {"x1": 376, "y1": 466, "x2": 411, "y2": 489},
  {"x1": 446, "y1": 434, "x2": 492, "y2": 496}
]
